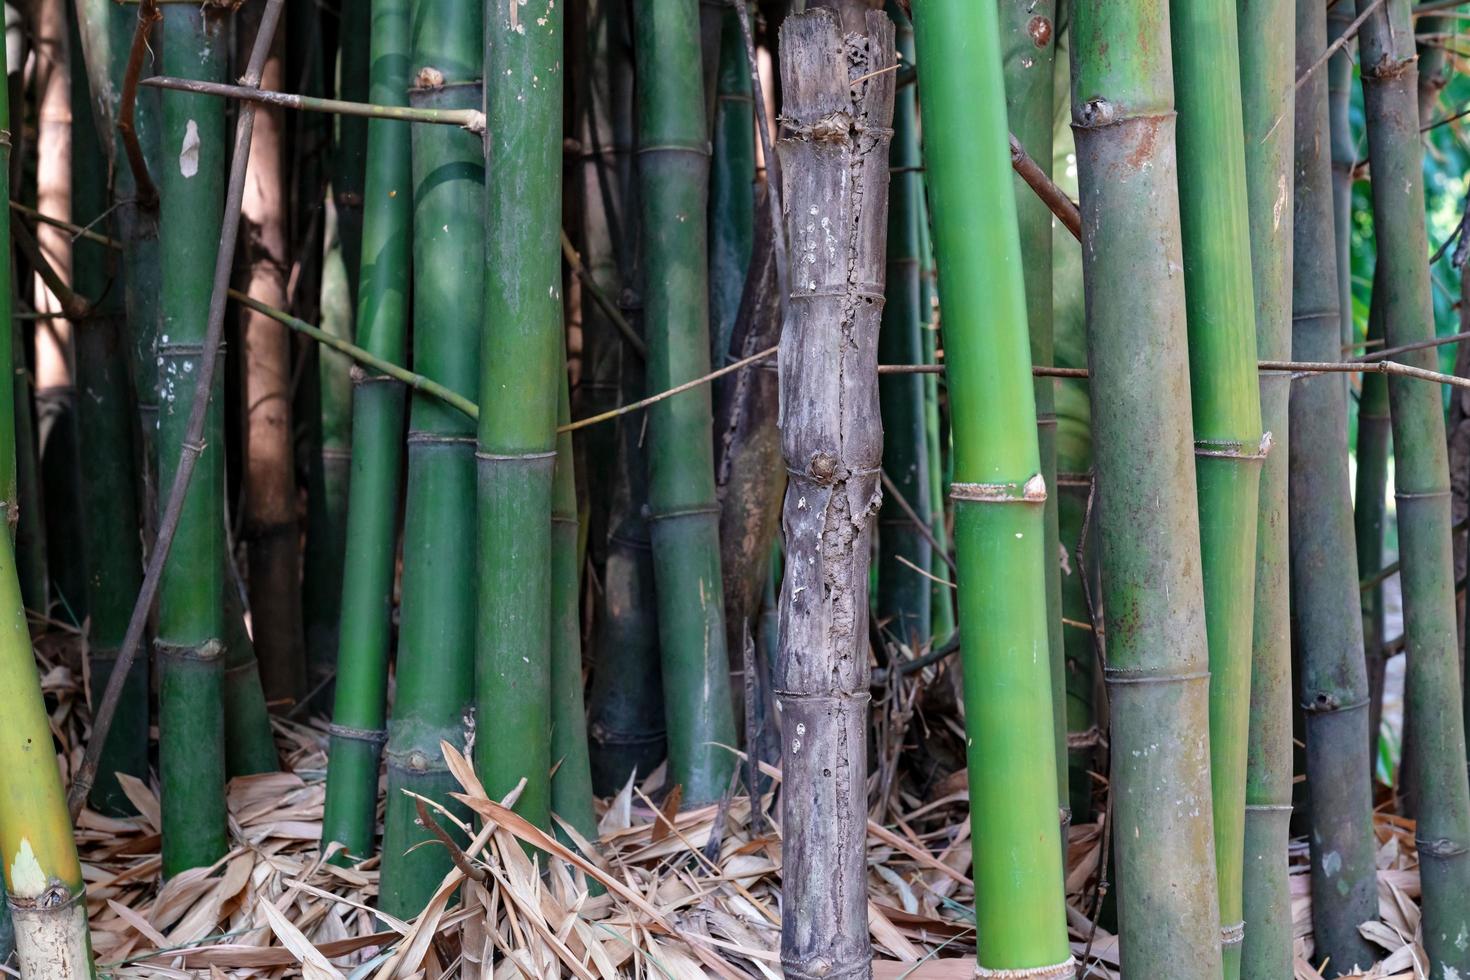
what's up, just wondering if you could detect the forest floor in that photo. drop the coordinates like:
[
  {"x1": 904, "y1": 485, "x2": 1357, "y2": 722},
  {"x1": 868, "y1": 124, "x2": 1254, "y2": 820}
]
[{"x1": 33, "y1": 621, "x2": 1423, "y2": 979}]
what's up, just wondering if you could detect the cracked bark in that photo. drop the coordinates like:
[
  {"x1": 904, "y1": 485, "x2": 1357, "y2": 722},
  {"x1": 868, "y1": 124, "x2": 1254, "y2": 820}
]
[{"x1": 774, "y1": 10, "x2": 894, "y2": 979}]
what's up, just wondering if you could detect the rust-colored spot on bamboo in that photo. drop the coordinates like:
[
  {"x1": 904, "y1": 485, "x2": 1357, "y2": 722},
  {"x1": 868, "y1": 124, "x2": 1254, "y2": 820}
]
[{"x1": 1028, "y1": 16, "x2": 1052, "y2": 48}]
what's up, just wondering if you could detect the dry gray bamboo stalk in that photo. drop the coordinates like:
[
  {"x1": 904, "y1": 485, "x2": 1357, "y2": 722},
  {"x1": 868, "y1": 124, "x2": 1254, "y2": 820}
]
[{"x1": 774, "y1": 9, "x2": 896, "y2": 979}]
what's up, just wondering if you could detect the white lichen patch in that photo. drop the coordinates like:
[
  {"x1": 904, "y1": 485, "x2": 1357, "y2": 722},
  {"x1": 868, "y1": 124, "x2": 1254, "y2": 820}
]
[{"x1": 179, "y1": 119, "x2": 201, "y2": 178}]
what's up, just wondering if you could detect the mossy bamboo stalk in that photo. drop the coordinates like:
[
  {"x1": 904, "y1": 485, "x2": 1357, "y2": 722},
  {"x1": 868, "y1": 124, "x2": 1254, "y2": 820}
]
[
  {"x1": 999, "y1": 0, "x2": 1066, "y2": 843},
  {"x1": 631, "y1": 0, "x2": 737, "y2": 806},
  {"x1": 1327, "y1": 2, "x2": 1357, "y2": 353},
  {"x1": 774, "y1": 11, "x2": 894, "y2": 976},
  {"x1": 70, "y1": 42, "x2": 147, "y2": 817},
  {"x1": 1356, "y1": 2, "x2": 1470, "y2": 973},
  {"x1": 320, "y1": 0, "x2": 412, "y2": 865},
  {"x1": 551, "y1": 362, "x2": 596, "y2": 839},
  {"x1": 474, "y1": 0, "x2": 566, "y2": 831},
  {"x1": 378, "y1": 0, "x2": 482, "y2": 917},
  {"x1": 876, "y1": 8, "x2": 931, "y2": 656},
  {"x1": 1236, "y1": 2, "x2": 1295, "y2": 975},
  {"x1": 915, "y1": 2, "x2": 1071, "y2": 974},
  {"x1": 154, "y1": 2, "x2": 232, "y2": 876},
  {"x1": 1069, "y1": 2, "x2": 1225, "y2": 975},
  {"x1": 1170, "y1": 1, "x2": 1266, "y2": 972},
  {"x1": 1289, "y1": 2, "x2": 1380, "y2": 971}
]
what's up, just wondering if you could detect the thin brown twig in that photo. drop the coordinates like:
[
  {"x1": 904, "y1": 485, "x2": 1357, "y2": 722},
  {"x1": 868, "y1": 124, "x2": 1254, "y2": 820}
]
[
  {"x1": 1261, "y1": 0, "x2": 1389, "y2": 145},
  {"x1": 415, "y1": 798, "x2": 487, "y2": 882},
  {"x1": 118, "y1": 0, "x2": 162, "y2": 211},
  {"x1": 1011, "y1": 134, "x2": 1082, "y2": 241},
  {"x1": 560, "y1": 230, "x2": 646, "y2": 360},
  {"x1": 68, "y1": 0, "x2": 288, "y2": 818},
  {"x1": 879, "y1": 469, "x2": 958, "y2": 576}
]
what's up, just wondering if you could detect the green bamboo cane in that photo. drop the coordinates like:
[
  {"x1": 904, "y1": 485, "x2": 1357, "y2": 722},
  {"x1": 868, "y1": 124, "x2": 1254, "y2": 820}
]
[
  {"x1": 631, "y1": 0, "x2": 737, "y2": 806},
  {"x1": 1236, "y1": 2, "x2": 1295, "y2": 976},
  {"x1": 1417, "y1": 14, "x2": 1453, "y2": 120},
  {"x1": 0, "y1": 541, "x2": 95, "y2": 976},
  {"x1": 73, "y1": 0, "x2": 162, "y2": 552},
  {"x1": 0, "y1": 50, "x2": 76, "y2": 969},
  {"x1": 1356, "y1": 285, "x2": 1390, "y2": 759},
  {"x1": 919, "y1": 221, "x2": 955, "y2": 643},
  {"x1": 378, "y1": 0, "x2": 482, "y2": 917},
  {"x1": 155, "y1": 2, "x2": 230, "y2": 877},
  {"x1": 1170, "y1": 2, "x2": 1266, "y2": 973},
  {"x1": 474, "y1": 0, "x2": 565, "y2": 831},
  {"x1": 913, "y1": 2, "x2": 1070, "y2": 974},
  {"x1": 876, "y1": 7, "x2": 931, "y2": 656},
  {"x1": 1069, "y1": 3, "x2": 1225, "y2": 975},
  {"x1": 1289, "y1": 2, "x2": 1380, "y2": 972},
  {"x1": 221, "y1": 576, "x2": 278, "y2": 776},
  {"x1": 1327, "y1": 3, "x2": 1356, "y2": 353},
  {"x1": 708, "y1": 5, "x2": 754, "y2": 370},
  {"x1": 999, "y1": 0, "x2": 1066, "y2": 844},
  {"x1": 13, "y1": 319, "x2": 46, "y2": 613},
  {"x1": 571, "y1": 0, "x2": 623, "y2": 578},
  {"x1": 1356, "y1": 3, "x2": 1470, "y2": 974},
  {"x1": 320, "y1": 0, "x2": 413, "y2": 865},
  {"x1": 70, "y1": 45, "x2": 148, "y2": 817},
  {"x1": 551, "y1": 360, "x2": 596, "y2": 839},
  {"x1": 576, "y1": 0, "x2": 662, "y2": 797},
  {"x1": 334, "y1": 0, "x2": 370, "y2": 302}
]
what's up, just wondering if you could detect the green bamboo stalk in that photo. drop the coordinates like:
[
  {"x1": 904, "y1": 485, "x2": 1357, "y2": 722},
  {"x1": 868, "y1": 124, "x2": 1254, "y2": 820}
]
[
  {"x1": 1327, "y1": 3, "x2": 1356, "y2": 353},
  {"x1": 631, "y1": 0, "x2": 736, "y2": 806},
  {"x1": 1356, "y1": 285, "x2": 1390, "y2": 758},
  {"x1": 1290, "y1": 2, "x2": 1380, "y2": 972},
  {"x1": 998, "y1": 0, "x2": 1066, "y2": 844},
  {"x1": 1069, "y1": 3, "x2": 1224, "y2": 975},
  {"x1": 1236, "y1": 2, "x2": 1295, "y2": 975},
  {"x1": 876, "y1": 7, "x2": 931, "y2": 657},
  {"x1": 378, "y1": 0, "x2": 482, "y2": 917},
  {"x1": 0, "y1": 537, "x2": 95, "y2": 977},
  {"x1": 320, "y1": 0, "x2": 413, "y2": 865},
  {"x1": 334, "y1": 0, "x2": 370, "y2": 302},
  {"x1": 474, "y1": 0, "x2": 565, "y2": 831},
  {"x1": 551, "y1": 360, "x2": 596, "y2": 839},
  {"x1": 1356, "y1": 3, "x2": 1470, "y2": 974},
  {"x1": 70, "y1": 36, "x2": 147, "y2": 817},
  {"x1": 13, "y1": 319, "x2": 47, "y2": 613},
  {"x1": 221, "y1": 576, "x2": 278, "y2": 776},
  {"x1": 1170, "y1": 2, "x2": 1266, "y2": 973},
  {"x1": 0, "y1": 41, "x2": 87, "y2": 968},
  {"x1": 1417, "y1": 14, "x2": 1453, "y2": 120},
  {"x1": 155, "y1": 2, "x2": 230, "y2": 877},
  {"x1": 774, "y1": 11, "x2": 893, "y2": 974},
  {"x1": 914, "y1": 2, "x2": 1070, "y2": 974},
  {"x1": 303, "y1": 199, "x2": 354, "y2": 701},
  {"x1": 708, "y1": 5, "x2": 754, "y2": 369},
  {"x1": 918, "y1": 218, "x2": 955, "y2": 643}
]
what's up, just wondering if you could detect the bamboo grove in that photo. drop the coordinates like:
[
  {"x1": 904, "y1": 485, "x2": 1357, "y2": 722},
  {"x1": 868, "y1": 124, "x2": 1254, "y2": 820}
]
[{"x1": 0, "y1": 0, "x2": 1469, "y2": 976}]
